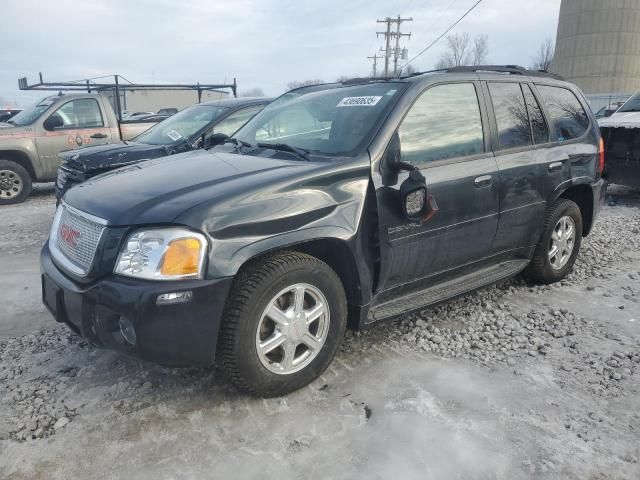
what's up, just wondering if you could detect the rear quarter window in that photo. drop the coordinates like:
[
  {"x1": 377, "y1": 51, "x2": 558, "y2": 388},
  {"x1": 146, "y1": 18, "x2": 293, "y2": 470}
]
[{"x1": 536, "y1": 85, "x2": 589, "y2": 142}]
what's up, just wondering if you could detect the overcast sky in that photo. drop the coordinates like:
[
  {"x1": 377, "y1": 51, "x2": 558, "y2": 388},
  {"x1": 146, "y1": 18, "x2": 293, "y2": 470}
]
[{"x1": 1, "y1": 0, "x2": 561, "y2": 107}]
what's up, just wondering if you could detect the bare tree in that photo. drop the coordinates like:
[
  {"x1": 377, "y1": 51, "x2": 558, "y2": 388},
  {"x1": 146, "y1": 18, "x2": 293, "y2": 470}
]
[
  {"x1": 472, "y1": 34, "x2": 489, "y2": 66},
  {"x1": 435, "y1": 33, "x2": 489, "y2": 69},
  {"x1": 531, "y1": 38, "x2": 555, "y2": 71},
  {"x1": 239, "y1": 88, "x2": 266, "y2": 97},
  {"x1": 286, "y1": 79, "x2": 324, "y2": 91}
]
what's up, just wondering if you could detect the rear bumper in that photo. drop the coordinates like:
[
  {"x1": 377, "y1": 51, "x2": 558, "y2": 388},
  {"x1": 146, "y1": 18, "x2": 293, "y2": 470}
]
[{"x1": 40, "y1": 242, "x2": 233, "y2": 366}]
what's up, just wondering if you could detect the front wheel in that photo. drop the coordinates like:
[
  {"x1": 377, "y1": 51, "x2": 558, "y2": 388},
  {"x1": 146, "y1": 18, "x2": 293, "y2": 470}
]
[
  {"x1": 525, "y1": 199, "x2": 583, "y2": 284},
  {"x1": 219, "y1": 251, "x2": 347, "y2": 397}
]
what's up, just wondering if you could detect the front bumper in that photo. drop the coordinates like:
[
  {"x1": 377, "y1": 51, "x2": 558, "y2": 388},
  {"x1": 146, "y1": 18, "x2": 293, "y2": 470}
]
[{"x1": 40, "y1": 242, "x2": 233, "y2": 366}]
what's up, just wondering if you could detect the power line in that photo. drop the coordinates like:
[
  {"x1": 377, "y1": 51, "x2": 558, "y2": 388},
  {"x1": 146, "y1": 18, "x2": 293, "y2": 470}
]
[{"x1": 399, "y1": 0, "x2": 485, "y2": 75}]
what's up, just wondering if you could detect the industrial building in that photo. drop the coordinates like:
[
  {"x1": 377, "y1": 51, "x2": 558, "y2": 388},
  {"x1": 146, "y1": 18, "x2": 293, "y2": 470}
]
[{"x1": 553, "y1": 0, "x2": 640, "y2": 110}]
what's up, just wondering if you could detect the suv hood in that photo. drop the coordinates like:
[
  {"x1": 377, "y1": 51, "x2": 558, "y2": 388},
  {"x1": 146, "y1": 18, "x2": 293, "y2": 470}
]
[
  {"x1": 64, "y1": 149, "x2": 318, "y2": 226},
  {"x1": 59, "y1": 141, "x2": 184, "y2": 172}
]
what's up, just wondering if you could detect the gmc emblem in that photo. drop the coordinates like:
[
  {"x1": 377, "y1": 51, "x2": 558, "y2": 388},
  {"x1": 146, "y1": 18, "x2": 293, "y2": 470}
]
[{"x1": 60, "y1": 224, "x2": 81, "y2": 247}]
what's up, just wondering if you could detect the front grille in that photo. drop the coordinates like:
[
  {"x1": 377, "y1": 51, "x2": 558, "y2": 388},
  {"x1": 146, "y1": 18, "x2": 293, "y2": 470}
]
[{"x1": 50, "y1": 204, "x2": 106, "y2": 276}]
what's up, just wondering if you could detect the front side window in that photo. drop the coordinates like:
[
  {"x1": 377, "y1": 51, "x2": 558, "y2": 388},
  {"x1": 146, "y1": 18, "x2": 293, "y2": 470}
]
[
  {"x1": 51, "y1": 99, "x2": 104, "y2": 129},
  {"x1": 234, "y1": 83, "x2": 404, "y2": 156},
  {"x1": 537, "y1": 85, "x2": 589, "y2": 141},
  {"x1": 488, "y1": 82, "x2": 532, "y2": 150},
  {"x1": 135, "y1": 105, "x2": 228, "y2": 145},
  {"x1": 212, "y1": 105, "x2": 265, "y2": 137},
  {"x1": 398, "y1": 83, "x2": 484, "y2": 165}
]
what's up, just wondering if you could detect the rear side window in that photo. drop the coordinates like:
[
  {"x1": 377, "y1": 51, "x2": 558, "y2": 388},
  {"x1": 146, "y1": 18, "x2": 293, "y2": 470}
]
[
  {"x1": 398, "y1": 83, "x2": 484, "y2": 165},
  {"x1": 537, "y1": 85, "x2": 589, "y2": 141},
  {"x1": 523, "y1": 85, "x2": 549, "y2": 144},
  {"x1": 488, "y1": 82, "x2": 532, "y2": 149}
]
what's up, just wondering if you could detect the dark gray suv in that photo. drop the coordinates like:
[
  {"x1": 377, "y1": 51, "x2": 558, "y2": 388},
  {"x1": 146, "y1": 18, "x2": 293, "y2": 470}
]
[{"x1": 42, "y1": 66, "x2": 606, "y2": 397}]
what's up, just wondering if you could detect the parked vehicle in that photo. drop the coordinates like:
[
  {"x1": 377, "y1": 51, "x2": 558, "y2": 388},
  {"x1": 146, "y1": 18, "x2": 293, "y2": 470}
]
[
  {"x1": 122, "y1": 111, "x2": 154, "y2": 120},
  {"x1": 599, "y1": 91, "x2": 640, "y2": 187},
  {"x1": 594, "y1": 102, "x2": 624, "y2": 119},
  {"x1": 0, "y1": 109, "x2": 22, "y2": 123},
  {"x1": 41, "y1": 66, "x2": 606, "y2": 397},
  {"x1": 55, "y1": 97, "x2": 271, "y2": 199},
  {"x1": 0, "y1": 93, "x2": 166, "y2": 204},
  {"x1": 157, "y1": 108, "x2": 178, "y2": 115}
]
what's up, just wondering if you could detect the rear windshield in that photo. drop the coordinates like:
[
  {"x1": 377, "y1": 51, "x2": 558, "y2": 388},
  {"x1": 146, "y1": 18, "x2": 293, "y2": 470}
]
[
  {"x1": 234, "y1": 83, "x2": 405, "y2": 156},
  {"x1": 618, "y1": 92, "x2": 640, "y2": 113}
]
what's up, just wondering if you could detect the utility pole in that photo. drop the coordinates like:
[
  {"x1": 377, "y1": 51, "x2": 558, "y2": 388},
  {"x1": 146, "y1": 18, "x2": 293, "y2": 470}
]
[
  {"x1": 377, "y1": 15, "x2": 412, "y2": 76},
  {"x1": 367, "y1": 54, "x2": 384, "y2": 77}
]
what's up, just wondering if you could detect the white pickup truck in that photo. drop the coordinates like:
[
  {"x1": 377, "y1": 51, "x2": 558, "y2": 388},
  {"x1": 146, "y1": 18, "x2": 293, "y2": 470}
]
[{"x1": 0, "y1": 93, "x2": 162, "y2": 204}]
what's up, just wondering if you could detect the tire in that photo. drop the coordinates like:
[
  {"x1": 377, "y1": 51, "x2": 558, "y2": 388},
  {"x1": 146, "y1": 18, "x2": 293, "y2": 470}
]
[
  {"x1": 0, "y1": 160, "x2": 32, "y2": 205},
  {"x1": 525, "y1": 199, "x2": 583, "y2": 284},
  {"x1": 219, "y1": 251, "x2": 347, "y2": 397}
]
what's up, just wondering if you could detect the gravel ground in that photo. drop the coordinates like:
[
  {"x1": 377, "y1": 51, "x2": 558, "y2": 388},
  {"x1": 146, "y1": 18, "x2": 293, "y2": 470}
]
[{"x1": 0, "y1": 186, "x2": 639, "y2": 479}]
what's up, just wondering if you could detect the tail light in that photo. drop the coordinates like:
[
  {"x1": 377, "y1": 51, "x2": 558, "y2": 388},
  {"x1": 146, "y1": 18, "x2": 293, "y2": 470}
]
[{"x1": 598, "y1": 137, "x2": 605, "y2": 175}]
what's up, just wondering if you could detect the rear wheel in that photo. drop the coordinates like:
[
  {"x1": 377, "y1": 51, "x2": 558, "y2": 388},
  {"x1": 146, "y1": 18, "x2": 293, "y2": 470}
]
[
  {"x1": 0, "y1": 160, "x2": 32, "y2": 205},
  {"x1": 525, "y1": 199, "x2": 582, "y2": 284},
  {"x1": 219, "y1": 251, "x2": 347, "y2": 397}
]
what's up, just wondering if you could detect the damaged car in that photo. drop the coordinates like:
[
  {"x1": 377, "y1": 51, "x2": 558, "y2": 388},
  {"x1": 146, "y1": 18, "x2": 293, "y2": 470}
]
[
  {"x1": 599, "y1": 91, "x2": 640, "y2": 188},
  {"x1": 41, "y1": 66, "x2": 606, "y2": 397},
  {"x1": 55, "y1": 97, "x2": 270, "y2": 199}
]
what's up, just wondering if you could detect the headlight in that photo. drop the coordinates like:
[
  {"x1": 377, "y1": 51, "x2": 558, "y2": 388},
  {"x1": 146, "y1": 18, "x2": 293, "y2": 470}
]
[{"x1": 114, "y1": 228, "x2": 208, "y2": 280}]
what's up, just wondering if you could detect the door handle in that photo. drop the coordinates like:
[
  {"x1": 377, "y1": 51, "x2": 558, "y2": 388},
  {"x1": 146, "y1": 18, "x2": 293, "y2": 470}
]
[
  {"x1": 474, "y1": 175, "x2": 492, "y2": 188},
  {"x1": 548, "y1": 161, "x2": 563, "y2": 172},
  {"x1": 90, "y1": 133, "x2": 107, "y2": 139}
]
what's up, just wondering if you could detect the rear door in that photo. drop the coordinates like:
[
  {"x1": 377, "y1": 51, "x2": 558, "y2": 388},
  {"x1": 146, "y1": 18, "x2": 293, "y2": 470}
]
[
  {"x1": 374, "y1": 81, "x2": 500, "y2": 296},
  {"x1": 533, "y1": 84, "x2": 594, "y2": 199},
  {"x1": 36, "y1": 98, "x2": 113, "y2": 178},
  {"x1": 485, "y1": 81, "x2": 549, "y2": 254}
]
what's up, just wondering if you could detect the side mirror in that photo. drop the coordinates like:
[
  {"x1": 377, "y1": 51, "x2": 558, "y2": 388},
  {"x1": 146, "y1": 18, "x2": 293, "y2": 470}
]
[
  {"x1": 400, "y1": 170, "x2": 429, "y2": 221},
  {"x1": 43, "y1": 114, "x2": 64, "y2": 131},
  {"x1": 204, "y1": 133, "x2": 229, "y2": 149}
]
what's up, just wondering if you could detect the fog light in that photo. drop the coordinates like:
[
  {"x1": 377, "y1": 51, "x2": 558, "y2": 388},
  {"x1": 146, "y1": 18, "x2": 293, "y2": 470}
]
[
  {"x1": 157, "y1": 291, "x2": 193, "y2": 305},
  {"x1": 119, "y1": 315, "x2": 137, "y2": 345}
]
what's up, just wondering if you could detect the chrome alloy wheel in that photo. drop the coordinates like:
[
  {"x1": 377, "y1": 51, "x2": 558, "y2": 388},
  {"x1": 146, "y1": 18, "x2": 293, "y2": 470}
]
[
  {"x1": 0, "y1": 169, "x2": 22, "y2": 199},
  {"x1": 548, "y1": 215, "x2": 576, "y2": 270},
  {"x1": 256, "y1": 283, "x2": 330, "y2": 375}
]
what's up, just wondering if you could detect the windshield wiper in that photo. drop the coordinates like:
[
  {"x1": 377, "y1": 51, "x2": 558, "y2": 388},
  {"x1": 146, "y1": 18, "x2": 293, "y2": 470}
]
[
  {"x1": 257, "y1": 142, "x2": 310, "y2": 161},
  {"x1": 225, "y1": 137, "x2": 255, "y2": 149}
]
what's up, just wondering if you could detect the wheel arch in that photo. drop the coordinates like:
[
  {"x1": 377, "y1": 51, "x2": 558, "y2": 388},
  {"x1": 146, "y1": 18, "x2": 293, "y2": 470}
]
[
  {"x1": 234, "y1": 237, "x2": 366, "y2": 330},
  {"x1": 556, "y1": 183, "x2": 594, "y2": 236},
  {"x1": 0, "y1": 150, "x2": 36, "y2": 180}
]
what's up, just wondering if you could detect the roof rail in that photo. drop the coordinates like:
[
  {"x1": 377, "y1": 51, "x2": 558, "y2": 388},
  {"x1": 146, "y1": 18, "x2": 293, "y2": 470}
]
[
  {"x1": 403, "y1": 65, "x2": 564, "y2": 81},
  {"x1": 341, "y1": 76, "x2": 395, "y2": 85},
  {"x1": 443, "y1": 65, "x2": 564, "y2": 80}
]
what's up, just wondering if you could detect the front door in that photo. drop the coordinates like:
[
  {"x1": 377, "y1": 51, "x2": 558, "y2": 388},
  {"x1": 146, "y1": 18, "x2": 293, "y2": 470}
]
[
  {"x1": 374, "y1": 82, "x2": 500, "y2": 298},
  {"x1": 36, "y1": 98, "x2": 113, "y2": 179}
]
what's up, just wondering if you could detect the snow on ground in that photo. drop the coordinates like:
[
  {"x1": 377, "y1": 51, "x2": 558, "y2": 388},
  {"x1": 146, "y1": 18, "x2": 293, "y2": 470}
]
[{"x1": 0, "y1": 185, "x2": 639, "y2": 479}]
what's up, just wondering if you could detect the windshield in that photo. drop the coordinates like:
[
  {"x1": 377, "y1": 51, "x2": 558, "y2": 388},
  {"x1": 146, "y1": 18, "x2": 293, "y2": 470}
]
[
  {"x1": 134, "y1": 105, "x2": 228, "y2": 145},
  {"x1": 8, "y1": 98, "x2": 54, "y2": 126},
  {"x1": 618, "y1": 93, "x2": 640, "y2": 113},
  {"x1": 233, "y1": 84, "x2": 405, "y2": 156}
]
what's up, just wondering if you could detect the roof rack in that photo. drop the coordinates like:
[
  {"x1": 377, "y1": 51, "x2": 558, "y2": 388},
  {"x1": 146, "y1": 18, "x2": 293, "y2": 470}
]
[
  {"x1": 405, "y1": 65, "x2": 564, "y2": 81},
  {"x1": 341, "y1": 76, "x2": 395, "y2": 85}
]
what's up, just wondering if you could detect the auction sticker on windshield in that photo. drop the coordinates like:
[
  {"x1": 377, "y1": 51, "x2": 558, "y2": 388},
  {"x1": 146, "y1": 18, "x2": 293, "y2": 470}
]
[
  {"x1": 167, "y1": 130, "x2": 183, "y2": 141},
  {"x1": 337, "y1": 96, "x2": 382, "y2": 107}
]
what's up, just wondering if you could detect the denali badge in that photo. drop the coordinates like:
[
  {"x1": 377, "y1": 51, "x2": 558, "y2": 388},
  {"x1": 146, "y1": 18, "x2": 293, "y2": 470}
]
[{"x1": 60, "y1": 224, "x2": 81, "y2": 247}]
